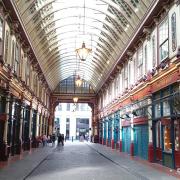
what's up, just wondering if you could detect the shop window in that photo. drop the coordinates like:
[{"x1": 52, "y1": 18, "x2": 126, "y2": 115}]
[
  {"x1": 159, "y1": 18, "x2": 169, "y2": 62},
  {"x1": 171, "y1": 12, "x2": 177, "y2": 52},
  {"x1": 164, "y1": 125, "x2": 172, "y2": 152},
  {"x1": 155, "y1": 103, "x2": 161, "y2": 118},
  {"x1": 163, "y1": 100, "x2": 170, "y2": 116},
  {"x1": 174, "y1": 120, "x2": 180, "y2": 151}
]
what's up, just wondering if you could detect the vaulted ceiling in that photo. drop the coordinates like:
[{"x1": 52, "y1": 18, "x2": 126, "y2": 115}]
[{"x1": 13, "y1": 0, "x2": 153, "y2": 92}]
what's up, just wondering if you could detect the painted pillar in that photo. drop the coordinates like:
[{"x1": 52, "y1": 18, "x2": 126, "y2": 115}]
[
  {"x1": 36, "y1": 113, "x2": 39, "y2": 137},
  {"x1": 38, "y1": 113, "x2": 41, "y2": 137},
  {"x1": 14, "y1": 100, "x2": 23, "y2": 155},
  {"x1": 111, "y1": 114, "x2": 115, "y2": 149},
  {"x1": 119, "y1": 112, "x2": 123, "y2": 152},
  {"x1": 102, "y1": 119, "x2": 105, "y2": 145},
  {"x1": 106, "y1": 119, "x2": 108, "y2": 146},
  {"x1": 23, "y1": 106, "x2": 31, "y2": 151},
  {"x1": 16, "y1": 99, "x2": 24, "y2": 154},
  {"x1": 114, "y1": 112, "x2": 120, "y2": 150},
  {"x1": 130, "y1": 114, "x2": 134, "y2": 156},
  {"x1": 28, "y1": 106, "x2": 33, "y2": 149},
  {"x1": 147, "y1": 98, "x2": 154, "y2": 162}
]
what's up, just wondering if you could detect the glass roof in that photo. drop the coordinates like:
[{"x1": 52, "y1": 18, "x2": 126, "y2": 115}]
[{"x1": 14, "y1": 0, "x2": 153, "y2": 92}]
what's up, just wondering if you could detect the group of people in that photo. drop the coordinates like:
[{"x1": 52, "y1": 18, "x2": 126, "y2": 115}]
[{"x1": 41, "y1": 134, "x2": 56, "y2": 147}]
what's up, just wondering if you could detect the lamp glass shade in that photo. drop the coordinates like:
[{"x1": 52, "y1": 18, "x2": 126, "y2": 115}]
[
  {"x1": 75, "y1": 42, "x2": 92, "y2": 61},
  {"x1": 73, "y1": 97, "x2": 78, "y2": 103},
  {"x1": 75, "y1": 76, "x2": 82, "y2": 87}
]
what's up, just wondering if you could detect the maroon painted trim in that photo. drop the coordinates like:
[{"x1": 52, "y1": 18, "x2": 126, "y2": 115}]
[
  {"x1": 175, "y1": 151, "x2": 180, "y2": 168},
  {"x1": 0, "y1": 113, "x2": 7, "y2": 121},
  {"x1": 130, "y1": 142, "x2": 134, "y2": 156},
  {"x1": 122, "y1": 120, "x2": 131, "y2": 127},
  {"x1": 111, "y1": 139, "x2": 115, "y2": 149},
  {"x1": 161, "y1": 118, "x2": 171, "y2": 125},
  {"x1": 156, "y1": 147, "x2": 162, "y2": 161},
  {"x1": 119, "y1": 140, "x2": 122, "y2": 152},
  {"x1": 133, "y1": 117, "x2": 148, "y2": 125},
  {"x1": 148, "y1": 143, "x2": 154, "y2": 162}
]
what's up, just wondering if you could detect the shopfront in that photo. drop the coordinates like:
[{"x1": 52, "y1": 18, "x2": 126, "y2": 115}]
[
  {"x1": 132, "y1": 99, "x2": 150, "y2": 160},
  {"x1": 152, "y1": 83, "x2": 180, "y2": 169},
  {"x1": 134, "y1": 124, "x2": 148, "y2": 159}
]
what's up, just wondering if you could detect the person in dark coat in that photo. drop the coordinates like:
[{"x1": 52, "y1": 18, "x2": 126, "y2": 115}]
[{"x1": 51, "y1": 133, "x2": 56, "y2": 146}]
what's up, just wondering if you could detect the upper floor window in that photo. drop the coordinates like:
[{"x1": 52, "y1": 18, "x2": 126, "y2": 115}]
[
  {"x1": 144, "y1": 45, "x2": 148, "y2": 72},
  {"x1": 171, "y1": 12, "x2": 177, "y2": 52},
  {"x1": 0, "y1": 18, "x2": 3, "y2": 40},
  {"x1": 128, "y1": 63, "x2": 131, "y2": 86},
  {"x1": 14, "y1": 43, "x2": 20, "y2": 74},
  {"x1": 4, "y1": 30, "x2": 9, "y2": 62},
  {"x1": 159, "y1": 18, "x2": 168, "y2": 62},
  {"x1": 58, "y1": 104, "x2": 62, "y2": 111},
  {"x1": 80, "y1": 104, "x2": 86, "y2": 111},
  {"x1": 66, "y1": 103, "x2": 70, "y2": 111},
  {"x1": 137, "y1": 46, "x2": 143, "y2": 78},
  {"x1": 152, "y1": 35, "x2": 156, "y2": 67},
  {"x1": 25, "y1": 60, "x2": 30, "y2": 86},
  {"x1": 11, "y1": 40, "x2": 15, "y2": 66},
  {"x1": 33, "y1": 75, "x2": 38, "y2": 95},
  {"x1": 124, "y1": 63, "x2": 128, "y2": 89}
]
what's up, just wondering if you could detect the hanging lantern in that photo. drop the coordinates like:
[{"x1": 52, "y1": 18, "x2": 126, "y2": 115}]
[
  {"x1": 75, "y1": 75, "x2": 82, "y2": 87},
  {"x1": 75, "y1": 42, "x2": 92, "y2": 61},
  {"x1": 73, "y1": 97, "x2": 78, "y2": 103}
]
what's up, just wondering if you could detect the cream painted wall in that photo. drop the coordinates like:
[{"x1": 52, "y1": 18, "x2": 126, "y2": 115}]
[{"x1": 55, "y1": 103, "x2": 92, "y2": 140}]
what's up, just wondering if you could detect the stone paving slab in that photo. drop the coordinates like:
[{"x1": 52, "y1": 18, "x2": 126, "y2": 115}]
[
  {"x1": 86, "y1": 143, "x2": 179, "y2": 180},
  {"x1": 0, "y1": 146, "x2": 55, "y2": 180}
]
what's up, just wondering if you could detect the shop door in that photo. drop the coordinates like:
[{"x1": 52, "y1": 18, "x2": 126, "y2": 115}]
[
  {"x1": 162, "y1": 122, "x2": 174, "y2": 169},
  {"x1": 122, "y1": 127, "x2": 131, "y2": 154},
  {"x1": 134, "y1": 125, "x2": 148, "y2": 159}
]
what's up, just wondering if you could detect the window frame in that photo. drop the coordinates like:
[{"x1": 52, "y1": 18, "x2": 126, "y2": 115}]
[
  {"x1": 171, "y1": 12, "x2": 177, "y2": 52},
  {"x1": 158, "y1": 17, "x2": 169, "y2": 62},
  {"x1": 14, "y1": 43, "x2": 20, "y2": 74},
  {"x1": 137, "y1": 46, "x2": 143, "y2": 79}
]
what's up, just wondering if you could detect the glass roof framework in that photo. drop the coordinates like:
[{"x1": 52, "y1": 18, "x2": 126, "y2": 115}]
[{"x1": 14, "y1": 0, "x2": 153, "y2": 92}]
